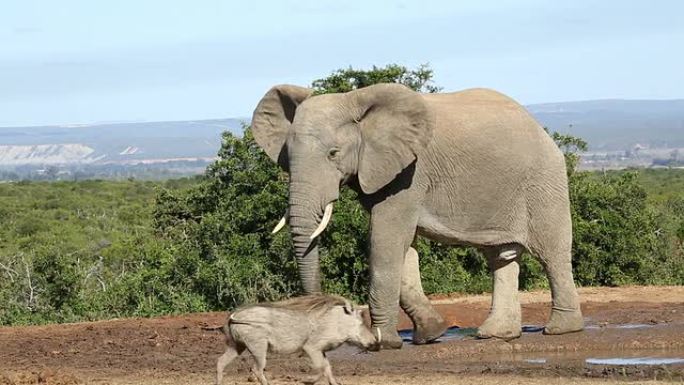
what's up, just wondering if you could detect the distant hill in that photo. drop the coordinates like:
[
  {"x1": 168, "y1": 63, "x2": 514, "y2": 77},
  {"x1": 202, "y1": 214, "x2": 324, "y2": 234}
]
[
  {"x1": 0, "y1": 119, "x2": 244, "y2": 166},
  {"x1": 1, "y1": 99, "x2": 683, "y2": 168},
  {"x1": 526, "y1": 99, "x2": 684, "y2": 150}
]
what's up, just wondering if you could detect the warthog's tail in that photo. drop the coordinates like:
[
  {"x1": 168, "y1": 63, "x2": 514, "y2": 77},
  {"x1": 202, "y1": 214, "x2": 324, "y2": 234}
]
[
  {"x1": 221, "y1": 315, "x2": 235, "y2": 344},
  {"x1": 225, "y1": 313, "x2": 271, "y2": 345},
  {"x1": 227, "y1": 313, "x2": 268, "y2": 326},
  {"x1": 224, "y1": 313, "x2": 256, "y2": 344}
]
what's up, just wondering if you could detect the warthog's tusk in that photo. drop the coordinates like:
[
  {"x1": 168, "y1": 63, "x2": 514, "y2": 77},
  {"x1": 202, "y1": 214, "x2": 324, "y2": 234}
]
[
  {"x1": 271, "y1": 209, "x2": 289, "y2": 234},
  {"x1": 309, "y1": 203, "x2": 334, "y2": 240}
]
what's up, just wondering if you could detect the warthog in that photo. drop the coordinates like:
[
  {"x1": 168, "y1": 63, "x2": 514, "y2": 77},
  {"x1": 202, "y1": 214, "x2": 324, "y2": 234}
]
[{"x1": 216, "y1": 294, "x2": 377, "y2": 385}]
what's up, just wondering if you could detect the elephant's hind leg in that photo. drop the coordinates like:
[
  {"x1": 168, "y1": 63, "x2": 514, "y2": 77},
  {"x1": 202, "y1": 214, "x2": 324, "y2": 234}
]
[
  {"x1": 477, "y1": 245, "x2": 523, "y2": 340},
  {"x1": 400, "y1": 247, "x2": 448, "y2": 344},
  {"x1": 527, "y1": 182, "x2": 584, "y2": 335},
  {"x1": 537, "y1": 244, "x2": 584, "y2": 335}
]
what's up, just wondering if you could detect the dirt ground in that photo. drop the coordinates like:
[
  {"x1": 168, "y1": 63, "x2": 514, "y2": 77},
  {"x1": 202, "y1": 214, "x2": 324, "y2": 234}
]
[{"x1": 1, "y1": 286, "x2": 684, "y2": 385}]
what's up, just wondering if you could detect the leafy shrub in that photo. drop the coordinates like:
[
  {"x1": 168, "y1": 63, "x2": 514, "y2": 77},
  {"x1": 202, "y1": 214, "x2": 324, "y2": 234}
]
[{"x1": 570, "y1": 172, "x2": 672, "y2": 285}]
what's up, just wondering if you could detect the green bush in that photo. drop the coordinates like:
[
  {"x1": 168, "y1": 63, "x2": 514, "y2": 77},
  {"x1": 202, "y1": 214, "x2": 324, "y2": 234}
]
[
  {"x1": 570, "y1": 171, "x2": 673, "y2": 285},
  {"x1": 0, "y1": 179, "x2": 200, "y2": 325},
  {"x1": 153, "y1": 129, "x2": 301, "y2": 307}
]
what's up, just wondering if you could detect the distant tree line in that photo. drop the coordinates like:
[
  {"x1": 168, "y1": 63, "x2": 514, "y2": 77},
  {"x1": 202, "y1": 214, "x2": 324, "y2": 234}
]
[{"x1": 0, "y1": 160, "x2": 213, "y2": 182}]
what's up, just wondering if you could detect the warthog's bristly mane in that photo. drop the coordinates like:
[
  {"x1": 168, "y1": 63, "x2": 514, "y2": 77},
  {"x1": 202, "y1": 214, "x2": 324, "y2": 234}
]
[{"x1": 251, "y1": 294, "x2": 349, "y2": 313}]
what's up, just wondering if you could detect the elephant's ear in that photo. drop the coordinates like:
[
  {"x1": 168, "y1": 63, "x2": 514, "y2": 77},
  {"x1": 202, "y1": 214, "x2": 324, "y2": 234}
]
[
  {"x1": 352, "y1": 84, "x2": 434, "y2": 194},
  {"x1": 251, "y1": 84, "x2": 314, "y2": 169}
]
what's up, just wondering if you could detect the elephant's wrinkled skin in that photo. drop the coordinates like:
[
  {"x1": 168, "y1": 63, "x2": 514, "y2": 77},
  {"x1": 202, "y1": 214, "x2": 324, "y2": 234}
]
[{"x1": 251, "y1": 83, "x2": 584, "y2": 349}]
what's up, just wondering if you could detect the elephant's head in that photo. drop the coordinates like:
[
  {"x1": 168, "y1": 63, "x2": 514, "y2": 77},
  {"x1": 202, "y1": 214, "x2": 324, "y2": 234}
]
[{"x1": 252, "y1": 83, "x2": 434, "y2": 293}]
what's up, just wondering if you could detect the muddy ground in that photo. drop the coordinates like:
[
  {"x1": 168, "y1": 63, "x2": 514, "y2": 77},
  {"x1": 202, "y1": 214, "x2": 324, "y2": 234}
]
[{"x1": 1, "y1": 286, "x2": 684, "y2": 385}]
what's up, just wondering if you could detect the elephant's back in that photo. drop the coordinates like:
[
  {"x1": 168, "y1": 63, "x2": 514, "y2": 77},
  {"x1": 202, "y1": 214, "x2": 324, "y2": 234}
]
[
  {"x1": 422, "y1": 88, "x2": 543, "y2": 137},
  {"x1": 421, "y1": 88, "x2": 563, "y2": 169},
  {"x1": 424, "y1": 87, "x2": 522, "y2": 110}
]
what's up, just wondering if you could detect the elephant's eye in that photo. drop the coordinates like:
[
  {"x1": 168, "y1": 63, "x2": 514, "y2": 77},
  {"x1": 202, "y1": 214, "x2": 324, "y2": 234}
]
[{"x1": 328, "y1": 148, "x2": 340, "y2": 160}]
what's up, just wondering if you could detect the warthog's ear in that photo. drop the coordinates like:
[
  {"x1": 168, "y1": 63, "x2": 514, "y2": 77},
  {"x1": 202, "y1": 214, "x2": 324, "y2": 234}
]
[{"x1": 342, "y1": 301, "x2": 353, "y2": 315}]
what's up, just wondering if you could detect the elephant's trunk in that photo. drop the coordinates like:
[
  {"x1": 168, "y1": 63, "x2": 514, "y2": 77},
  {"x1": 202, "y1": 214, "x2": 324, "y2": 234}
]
[{"x1": 288, "y1": 187, "x2": 323, "y2": 294}]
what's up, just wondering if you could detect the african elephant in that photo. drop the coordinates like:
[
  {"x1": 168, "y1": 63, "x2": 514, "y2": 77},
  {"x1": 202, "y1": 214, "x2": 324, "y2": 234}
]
[{"x1": 251, "y1": 83, "x2": 584, "y2": 349}]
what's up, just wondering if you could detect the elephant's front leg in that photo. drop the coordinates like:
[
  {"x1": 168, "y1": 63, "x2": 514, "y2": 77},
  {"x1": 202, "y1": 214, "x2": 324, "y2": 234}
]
[
  {"x1": 367, "y1": 199, "x2": 418, "y2": 349},
  {"x1": 400, "y1": 247, "x2": 448, "y2": 344},
  {"x1": 476, "y1": 245, "x2": 523, "y2": 340}
]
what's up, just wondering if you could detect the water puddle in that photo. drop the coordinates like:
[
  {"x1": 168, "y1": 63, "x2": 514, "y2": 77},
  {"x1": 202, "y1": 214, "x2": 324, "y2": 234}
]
[
  {"x1": 398, "y1": 324, "x2": 544, "y2": 344},
  {"x1": 586, "y1": 357, "x2": 684, "y2": 365},
  {"x1": 585, "y1": 323, "x2": 657, "y2": 330},
  {"x1": 524, "y1": 358, "x2": 547, "y2": 364},
  {"x1": 396, "y1": 322, "x2": 663, "y2": 344},
  {"x1": 521, "y1": 325, "x2": 544, "y2": 333},
  {"x1": 398, "y1": 326, "x2": 478, "y2": 343},
  {"x1": 516, "y1": 350, "x2": 684, "y2": 367}
]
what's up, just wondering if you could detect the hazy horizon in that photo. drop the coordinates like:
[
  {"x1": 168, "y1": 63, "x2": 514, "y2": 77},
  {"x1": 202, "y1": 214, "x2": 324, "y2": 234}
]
[
  {"x1": 3, "y1": 96, "x2": 684, "y2": 129},
  {"x1": 2, "y1": 0, "x2": 683, "y2": 127}
]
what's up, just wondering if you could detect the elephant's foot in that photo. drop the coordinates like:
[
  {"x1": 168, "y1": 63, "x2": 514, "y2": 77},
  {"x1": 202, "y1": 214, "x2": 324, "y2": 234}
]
[
  {"x1": 544, "y1": 307, "x2": 584, "y2": 335},
  {"x1": 369, "y1": 326, "x2": 403, "y2": 350},
  {"x1": 476, "y1": 309, "x2": 521, "y2": 340},
  {"x1": 411, "y1": 311, "x2": 448, "y2": 345}
]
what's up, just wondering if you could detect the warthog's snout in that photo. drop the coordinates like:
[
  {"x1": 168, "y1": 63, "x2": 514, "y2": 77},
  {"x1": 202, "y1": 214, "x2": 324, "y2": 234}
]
[{"x1": 340, "y1": 304, "x2": 378, "y2": 351}]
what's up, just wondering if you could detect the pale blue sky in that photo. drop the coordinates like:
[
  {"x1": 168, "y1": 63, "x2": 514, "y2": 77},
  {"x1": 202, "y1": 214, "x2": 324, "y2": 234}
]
[{"x1": 1, "y1": 0, "x2": 683, "y2": 127}]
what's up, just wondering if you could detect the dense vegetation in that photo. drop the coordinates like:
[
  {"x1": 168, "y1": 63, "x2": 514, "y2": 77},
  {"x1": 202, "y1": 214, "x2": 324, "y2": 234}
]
[
  {"x1": 1, "y1": 64, "x2": 683, "y2": 325},
  {"x1": 0, "y1": 179, "x2": 199, "y2": 324}
]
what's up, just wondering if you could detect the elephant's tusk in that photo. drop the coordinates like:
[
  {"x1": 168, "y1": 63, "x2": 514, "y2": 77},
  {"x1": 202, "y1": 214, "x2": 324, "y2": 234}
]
[
  {"x1": 499, "y1": 250, "x2": 518, "y2": 260},
  {"x1": 309, "y1": 203, "x2": 333, "y2": 240},
  {"x1": 271, "y1": 209, "x2": 289, "y2": 234}
]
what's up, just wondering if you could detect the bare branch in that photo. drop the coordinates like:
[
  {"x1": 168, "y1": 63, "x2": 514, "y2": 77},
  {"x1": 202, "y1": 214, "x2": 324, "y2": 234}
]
[
  {"x1": 22, "y1": 257, "x2": 36, "y2": 310},
  {"x1": 0, "y1": 261, "x2": 17, "y2": 282}
]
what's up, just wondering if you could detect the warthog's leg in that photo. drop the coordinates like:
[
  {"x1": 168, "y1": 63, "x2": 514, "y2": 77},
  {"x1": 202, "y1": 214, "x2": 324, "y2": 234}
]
[
  {"x1": 216, "y1": 343, "x2": 245, "y2": 385},
  {"x1": 303, "y1": 347, "x2": 337, "y2": 385},
  {"x1": 246, "y1": 341, "x2": 269, "y2": 385},
  {"x1": 321, "y1": 353, "x2": 337, "y2": 385}
]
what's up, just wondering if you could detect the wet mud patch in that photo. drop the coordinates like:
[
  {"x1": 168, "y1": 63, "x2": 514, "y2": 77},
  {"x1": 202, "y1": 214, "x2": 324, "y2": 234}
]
[{"x1": 2, "y1": 287, "x2": 684, "y2": 384}]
